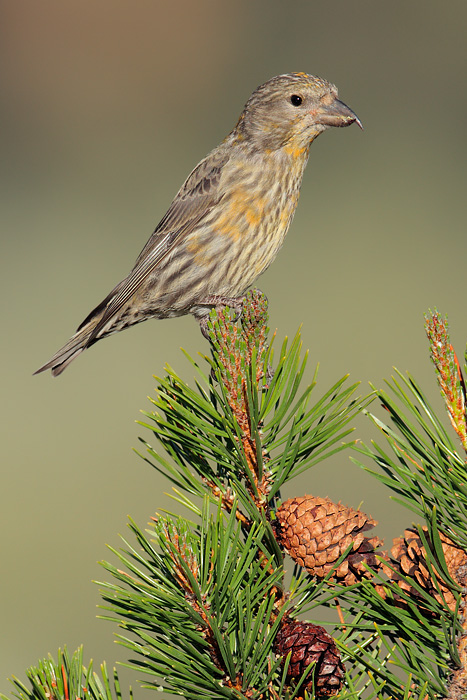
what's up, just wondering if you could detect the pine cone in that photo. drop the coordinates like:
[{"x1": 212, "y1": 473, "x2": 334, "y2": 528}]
[
  {"x1": 275, "y1": 495, "x2": 384, "y2": 585},
  {"x1": 274, "y1": 619, "x2": 344, "y2": 696},
  {"x1": 385, "y1": 527, "x2": 467, "y2": 612}
]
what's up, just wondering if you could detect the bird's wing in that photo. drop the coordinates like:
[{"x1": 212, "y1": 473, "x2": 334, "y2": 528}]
[{"x1": 83, "y1": 149, "x2": 229, "y2": 341}]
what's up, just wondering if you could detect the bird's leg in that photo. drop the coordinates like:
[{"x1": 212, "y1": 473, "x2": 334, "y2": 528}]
[
  {"x1": 197, "y1": 294, "x2": 246, "y2": 339},
  {"x1": 200, "y1": 294, "x2": 246, "y2": 316}
]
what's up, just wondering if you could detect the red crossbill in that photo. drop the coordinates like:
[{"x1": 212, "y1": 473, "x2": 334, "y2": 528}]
[{"x1": 35, "y1": 72, "x2": 361, "y2": 376}]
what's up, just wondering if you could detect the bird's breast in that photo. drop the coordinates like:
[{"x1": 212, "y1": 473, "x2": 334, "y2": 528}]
[
  {"x1": 182, "y1": 150, "x2": 309, "y2": 297},
  {"x1": 215, "y1": 151, "x2": 307, "y2": 244}
]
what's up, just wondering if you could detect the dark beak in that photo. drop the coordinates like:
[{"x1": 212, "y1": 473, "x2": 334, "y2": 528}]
[{"x1": 316, "y1": 98, "x2": 363, "y2": 129}]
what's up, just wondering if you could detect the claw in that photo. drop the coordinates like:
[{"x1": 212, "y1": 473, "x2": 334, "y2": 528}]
[{"x1": 196, "y1": 294, "x2": 246, "y2": 338}]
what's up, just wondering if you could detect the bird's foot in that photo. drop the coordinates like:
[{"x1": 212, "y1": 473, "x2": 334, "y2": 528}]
[
  {"x1": 197, "y1": 294, "x2": 246, "y2": 339},
  {"x1": 200, "y1": 294, "x2": 246, "y2": 316}
]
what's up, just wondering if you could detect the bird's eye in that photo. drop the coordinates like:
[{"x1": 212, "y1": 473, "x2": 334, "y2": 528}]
[{"x1": 290, "y1": 94, "x2": 303, "y2": 107}]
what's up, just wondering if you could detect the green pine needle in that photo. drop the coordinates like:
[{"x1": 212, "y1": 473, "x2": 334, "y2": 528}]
[{"x1": 0, "y1": 648, "x2": 132, "y2": 700}]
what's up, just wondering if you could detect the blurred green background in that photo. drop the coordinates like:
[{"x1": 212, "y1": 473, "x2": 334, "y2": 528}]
[{"x1": 2, "y1": 0, "x2": 467, "y2": 695}]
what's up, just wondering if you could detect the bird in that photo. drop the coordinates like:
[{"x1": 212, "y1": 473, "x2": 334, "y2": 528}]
[{"x1": 35, "y1": 72, "x2": 362, "y2": 377}]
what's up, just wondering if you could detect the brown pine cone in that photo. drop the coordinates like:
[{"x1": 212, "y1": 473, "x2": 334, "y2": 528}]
[
  {"x1": 275, "y1": 495, "x2": 384, "y2": 585},
  {"x1": 274, "y1": 619, "x2": 344, "y2": 696},
  {"x1": 385, "y1": 527, "x2": 467, "y2": 612}
]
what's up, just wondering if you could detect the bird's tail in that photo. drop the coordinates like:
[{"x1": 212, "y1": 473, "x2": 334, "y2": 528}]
[
  {"x1": 34, "y1": 325, "x2": 96, "y2": 377},
  {"x1": 34, "y1": 281, "x2": 122, "y2": 376}
]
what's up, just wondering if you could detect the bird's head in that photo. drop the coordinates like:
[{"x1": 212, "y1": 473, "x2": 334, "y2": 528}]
[{"x1": 236, "y1": 72, "x2": 362, "y2": 153}]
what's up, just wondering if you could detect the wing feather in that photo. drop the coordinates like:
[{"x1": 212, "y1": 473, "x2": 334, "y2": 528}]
[{"x1": 87, "y1": 149, "x2": 229, "y2": 342}]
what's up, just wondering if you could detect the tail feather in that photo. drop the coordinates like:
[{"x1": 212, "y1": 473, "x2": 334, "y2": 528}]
[
  {"x1": 34, "y1": 326, "x2": 96, "y2": 377},
  {"x1": 35, "y1": 280, "x2": 126, "y2": 376}
]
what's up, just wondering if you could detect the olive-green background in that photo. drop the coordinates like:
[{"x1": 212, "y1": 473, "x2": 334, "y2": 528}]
[{"x1": 2, "y1": 0, "x2": 467, "y2": 695}]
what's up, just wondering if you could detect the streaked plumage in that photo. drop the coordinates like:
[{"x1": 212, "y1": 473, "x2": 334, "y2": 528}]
[{"x1": 35, "y1": 72, "x2": 361, "y2": 376}]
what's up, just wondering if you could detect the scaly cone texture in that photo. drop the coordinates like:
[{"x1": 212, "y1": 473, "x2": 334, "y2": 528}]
[
  {"x1": 385, "y1": 527, "x2": 467, "y2": 612},
  {"x1": 275, "y1": 495, "x2": 384, "y2": 585},
  {"x1": 274, "y1": 619, "x2": 344, "y2": 696}
]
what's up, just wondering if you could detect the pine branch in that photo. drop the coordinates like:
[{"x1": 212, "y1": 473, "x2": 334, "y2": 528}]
[
  {"x1": 98, "y1": 290, "x2": 373, "y2": 698},
  {"x1": 98, "y1": 502, "x2": 287, "y2": 699},
  {"x1": 351, "y1": 309, "x2": 467, "y2": 699},
  {"x1": 99, "y1": 295, "x2": 467, "y2": 698},
  {"x1": 0, "y1": 647, "x2": 132, "y2": 700},
  {"x1": 6, "y1": 294, "x2": 467, "y2": 699},
  {"x1": 137, "y1": 290, "x2": 362, "y2": 529}
]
